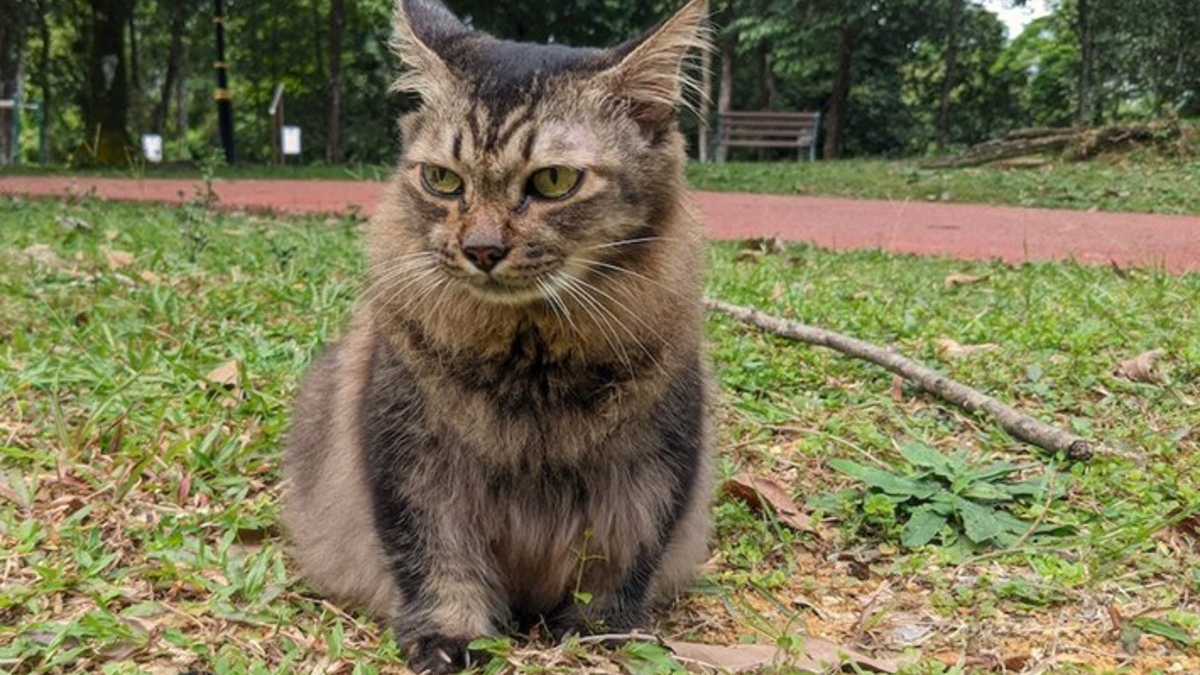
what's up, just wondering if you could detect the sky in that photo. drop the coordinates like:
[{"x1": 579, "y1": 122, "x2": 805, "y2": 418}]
[{"x1": 981, "y1": 0, "x2": 1053, "y2": 40}]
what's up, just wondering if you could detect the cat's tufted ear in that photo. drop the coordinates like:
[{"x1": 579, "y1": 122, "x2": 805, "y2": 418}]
[
  {"x1": 600, "y1": 0, "x2": 711, "y2": 132},
  {"x1": 390, "y1": 0, "x2": 471, "y2": 98}
]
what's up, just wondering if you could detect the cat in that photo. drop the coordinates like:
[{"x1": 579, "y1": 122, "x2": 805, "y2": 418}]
[{"x1": 281, "y1": 0, "x2": 712, "y2": 673}]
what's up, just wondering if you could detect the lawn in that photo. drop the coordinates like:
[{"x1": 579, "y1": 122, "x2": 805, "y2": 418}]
[
  {"x1": 1, "y1": 194, "x2": 1198, "y2": 674},
  {"x1": 5, "y1": 153, "x2": 1200, "y2": 216}
]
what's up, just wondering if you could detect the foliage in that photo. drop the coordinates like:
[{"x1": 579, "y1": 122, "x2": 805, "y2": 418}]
[
  {"x1": 3, "y1": 0, "x2": 1199, "y2": 166},
  {"x1": 824, "y1": 445, "x2": 1066, "y2": 549}
]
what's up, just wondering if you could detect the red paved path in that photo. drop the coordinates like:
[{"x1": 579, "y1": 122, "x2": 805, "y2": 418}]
[{"x1": 2, "y1": 175, "x2": 1198, "y2": 273}]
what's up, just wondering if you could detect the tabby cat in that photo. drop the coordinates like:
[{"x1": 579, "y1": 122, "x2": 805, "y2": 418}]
[{"x1": 282, "y1": 1, "x2": 712, "y2": 672}]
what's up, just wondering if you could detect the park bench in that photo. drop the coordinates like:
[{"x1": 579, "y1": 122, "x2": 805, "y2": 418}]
[{"x1": 717, "y1": 111, "x2": 822, "y2": 161}]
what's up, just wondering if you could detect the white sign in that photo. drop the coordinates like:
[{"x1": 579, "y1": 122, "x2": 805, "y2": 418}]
[
  {"x1": 282, "y1": 125, "x2": 302, "y2": 156},
  {"x1": 141, "y1": 134, "x2": 163, "y2": 163}
]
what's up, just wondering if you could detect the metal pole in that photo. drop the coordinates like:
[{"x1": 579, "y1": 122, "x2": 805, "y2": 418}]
[{"x1": 214, "y1": 0, "x2": 235, "y2": 164}]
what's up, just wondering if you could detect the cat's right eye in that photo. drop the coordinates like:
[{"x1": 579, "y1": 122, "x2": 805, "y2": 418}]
[{"x1": 420, "y1": 165, "x2": 465, "y2": 197}]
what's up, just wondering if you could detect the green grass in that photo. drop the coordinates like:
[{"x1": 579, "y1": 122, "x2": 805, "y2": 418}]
[
  {"x1": 5, "y1": 153, "x2": 1200, "y2": 215},
  {"x1": 2, "y1": 195, "x2": 1198, "y2": 674},
  {"x1": 687, "y1": 157, "x2": 1200, "y2": 215}
]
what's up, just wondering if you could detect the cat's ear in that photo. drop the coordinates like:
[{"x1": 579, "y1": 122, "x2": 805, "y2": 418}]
[
  {"x1": 390, "y1": 0, "x2": 470, "y2": 97},
  {"x1": 601, "y1": 0, "x2": 711, "y2": 132}
]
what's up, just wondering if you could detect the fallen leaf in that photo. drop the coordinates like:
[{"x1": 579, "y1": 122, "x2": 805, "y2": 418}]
[
  {"x1": 770, "y1": 282, "x2": 786, "y2": 302},
  {"x1": 22, "y1": 244, "x2": 65, "y2": 268},
  {"x1": 740, "y1": 236, "x2": 787, "y2": 254},
  {"x1": 721, "y1": 474, "x2": 822, "y2": 538},
  {"x1": 943, "y1": 273, "x2": 988, "y2": 289},
  {"x1": 205, "y1": 359, "x2": 240, "y2": 388},
  {"x1": 890, "y1": 374, "x2": 905, "y2": 402},
  {"x1": 1116, "y1": 348, "x2": 1166, "y2": 383},
  {"x1": 936, "y1": 338, "x2": 1000, "y2": 358},
  {"x1": 104, "y1": 248, "x2": 135, "y2": 269},
  {"x1": 668, "y1": 637, "x2": 898, "y2": 674},
  {"x1": 140, "y1": 270, "x2": 162, "y2": 284},
  {"x1": 735, "y1": 249, "x2": 764, "y2": 263}
]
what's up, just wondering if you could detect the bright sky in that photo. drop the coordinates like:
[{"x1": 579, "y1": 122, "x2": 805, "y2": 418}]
[{"x1": 982, "y1": 0, "x2": 1053, "y2": 40}]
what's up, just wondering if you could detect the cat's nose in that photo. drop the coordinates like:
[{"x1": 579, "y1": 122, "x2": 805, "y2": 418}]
[{"x1": 461, "y1": 244, "x2": 509, "y2": 273}]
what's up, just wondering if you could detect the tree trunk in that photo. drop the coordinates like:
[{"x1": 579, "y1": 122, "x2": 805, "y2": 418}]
[
  {"x1": 326, "y1": 0, "x2": 344, "y2": 163},
  {"x1": 152, "y1": 0, "x2": 188, "y2": 136},
  {"x1": 0, "y1": 0, "x2": 28, "y2": 164},
  {"x1": 1075, "y1": 0, "x2": 1095, "y2": 125},
  {"x1": 85, "y1": 0, "x2": 133, "y2": 165},
  {"x1": 936, "y1": 0, "x2": 964, "y2": 154},
  {"x1": 697, "y1": 35, "x2": 712, "y2": 162},
  {"x1": 823, "y1": 19, "x2": 855, "y2": 160},
  {"x1": 715, "y1": 32, "x2": 736, "y2": 162}
]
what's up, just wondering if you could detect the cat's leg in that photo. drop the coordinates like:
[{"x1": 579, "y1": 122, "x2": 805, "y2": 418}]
[{"x1": 375, "y1": 493, "x2": 504, "y2": 675}]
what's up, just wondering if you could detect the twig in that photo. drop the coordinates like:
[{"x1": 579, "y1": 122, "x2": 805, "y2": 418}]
[{"x1": 705, "y1": 299, "x2": 1093, "y2": 460}]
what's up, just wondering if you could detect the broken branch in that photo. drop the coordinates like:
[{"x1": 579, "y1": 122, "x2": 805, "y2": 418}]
[{"x1": 706, "y1": 298, "x2": 1093, "y2": 460}]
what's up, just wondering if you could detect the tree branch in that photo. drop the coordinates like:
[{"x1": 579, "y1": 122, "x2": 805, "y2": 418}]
[{"x1": 706, "y1": 298, "x2": 1093, "y2": 461}]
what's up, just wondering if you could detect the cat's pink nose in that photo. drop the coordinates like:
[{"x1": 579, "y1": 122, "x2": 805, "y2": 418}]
[{"x1": 461, "y1": 244, "x2": 509, "y2": 273}]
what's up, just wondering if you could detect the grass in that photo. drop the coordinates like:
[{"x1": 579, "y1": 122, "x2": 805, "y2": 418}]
[
  {"x1": 2, "y1": 194, "x2": 1198, "y2": 674},
  {"x1": 4, "y1": 153, "x2": 1200, "y2": 215}
]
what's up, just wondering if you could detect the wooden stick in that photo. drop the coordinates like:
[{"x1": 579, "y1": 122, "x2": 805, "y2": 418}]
[{"x1": 706, "y1": 298, "x2": 1093, "y2": 460}]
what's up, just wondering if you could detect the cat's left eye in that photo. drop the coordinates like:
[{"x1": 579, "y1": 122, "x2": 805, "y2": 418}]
[
  {"x1": 528, "y1": 166, "x2": 582, "y2": 200},
  {"x1": 420, "y1": 165, "x2": 465, "y2": 196}
]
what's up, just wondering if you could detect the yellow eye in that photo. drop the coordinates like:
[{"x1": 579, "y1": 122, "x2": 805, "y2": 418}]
[
  {"x1": 529, "y1": 166, "x2": 582, "y2": 199},
  {"x1": 420, "y1": 165, "x2": 464, "y2": 196}
]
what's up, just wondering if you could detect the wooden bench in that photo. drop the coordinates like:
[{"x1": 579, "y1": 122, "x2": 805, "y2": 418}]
[{"x1": 717, "y1": 111, "x2": 822, "y2": 161}]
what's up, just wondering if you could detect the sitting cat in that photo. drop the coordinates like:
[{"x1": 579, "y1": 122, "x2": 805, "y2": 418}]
[{"x1": 282, "y1": 1, "x2": 712, "y2": 672}]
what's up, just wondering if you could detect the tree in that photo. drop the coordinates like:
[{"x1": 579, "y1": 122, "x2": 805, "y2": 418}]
[
  {"x1": 0, "y1": 0, "x2": 31, "y2": 164},
  {"x1": 326, "y1": 0, "x2": 345, "y2": 163},
  {"x1": 936, "y1": 0, "x2": 965, "y2": 153},
  {"x1": 84, "y1": 0, "x2": 134, "y2": 164}
]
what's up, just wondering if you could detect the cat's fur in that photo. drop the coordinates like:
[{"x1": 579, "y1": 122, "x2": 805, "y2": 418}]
[{"x1": 282, "y1": 1, "x2": 712, "y2": 672}]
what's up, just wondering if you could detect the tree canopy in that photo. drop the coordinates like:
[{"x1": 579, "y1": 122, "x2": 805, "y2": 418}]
[{"x1": 0, "y1": 0, "x2": 1195, "y2": 166}]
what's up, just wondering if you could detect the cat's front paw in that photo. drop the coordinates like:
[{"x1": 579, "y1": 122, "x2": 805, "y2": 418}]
[{"x1": 405, "y1": 634, "x2": 476, "y2": 675}]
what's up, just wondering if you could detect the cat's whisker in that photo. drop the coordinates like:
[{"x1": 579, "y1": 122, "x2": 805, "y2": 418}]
[
  {"x1": 555, "y1": 273, "x2": 632, "y2": 374},
  {"x1": 539, "y1": 277, "x2": 578, "y2": 337},
  {"x1": 370, "y1": 264, "x2": 442, "y2": 317},
  {"x1": 560, "y1": 271, "x2": 666, "y2": 375},
  {"x1": 575, "y1": 258, "x2": 689, "y2": 300},
  {"x1": 576, "y1": 235, "x2": 676, "y2": 253}
]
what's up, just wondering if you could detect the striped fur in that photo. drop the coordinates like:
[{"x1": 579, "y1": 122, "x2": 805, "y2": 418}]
[{"x1": 283, "y1": 1, "x2": 711, "y2": 673}]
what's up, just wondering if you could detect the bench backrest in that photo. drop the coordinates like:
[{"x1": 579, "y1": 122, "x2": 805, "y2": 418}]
[{"x1": 717, "y1": 111, "x2": 821, "y2": 161}]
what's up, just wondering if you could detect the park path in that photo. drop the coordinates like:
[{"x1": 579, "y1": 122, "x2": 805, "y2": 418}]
[{"x1": 2, "y1": 175, "x2": 1198, "y2": 273}]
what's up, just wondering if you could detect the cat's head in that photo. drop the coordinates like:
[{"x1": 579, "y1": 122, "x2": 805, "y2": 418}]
[{"x1": 373, "y1": 0, "x2": 709, "y2": 307}]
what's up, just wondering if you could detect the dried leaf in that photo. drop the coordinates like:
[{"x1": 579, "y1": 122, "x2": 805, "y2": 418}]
[
  {"x1": 1116, "y1": 348, "x2": 1166, "y2": 383},
  {"x1": 936, "y1": 338, "x2": 1000, "y2": 358},
  {"x1": 943, "y1": 273, "x2": 989, "y2": 289},
  {"x1": 735, "y1": 249, "x2": 764, "y2": 263},
  {"x1": 667, "y1": 637, "x2": 898, "y2": 674},
  {"x1": 890, "y1": 374, "x2": 905, "y2": 402},
  {"x1": 105, "y1": 248, "x2": 135, "y2": 269},
  {"x1": 205, "y1": 359, "x2": 240, "y2": 388},
  {"x1": 770, "y1": 282, "x2": 787, "y2": 302},
  {"x1": 139, "y1": 270, "x2": 162, "y2": 284},
  {"x1": 721, "y1": 474, "x2": 822, "y2": 538},
  {"x1": 22, "y1": 244, "x2": 65, "y2": 268}
]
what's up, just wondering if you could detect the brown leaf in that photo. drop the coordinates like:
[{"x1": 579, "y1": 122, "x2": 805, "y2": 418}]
[
  {"x1": 139, "y1": 270, "x2": 162, "y2": 284},
  {"x1": 936, "y1": 338, "x2": 1000, "y2": 358},
  {"x1": 205, "y1": 359, "x2": 240, "y2": 388},
  {"x1": 740, "y1": 236, "x2": 787, "y2": 254},
  {"x1": 667, "y1": 637, "x2": 898, "y2": 674},
  {"x1": 721, "y1": 474, "x2": 822, "y2": 538},
  {"x1": 1116, "y1": 348, "x2": 1166, "y2": 383},
  {"x1": 943, "y1": 273, "x2": 988, "y2": 289},
  {"x1": 104, "y1": 248, "x2": 135, "y2": 269},
  {"x1": 770, "y1": 282, "x2": 787, "y2": 302},
  {"x1": 890, "y1": 374, "x2": 905, "y2": 403},
  {"x1": 22, "y1": 244, "x2": 66, "y2": 268},
  {"x1": 735, "y1": 249, "x2": 764, "y2": 263}
]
